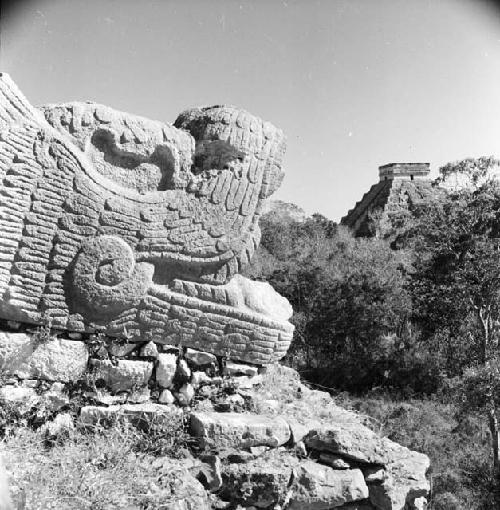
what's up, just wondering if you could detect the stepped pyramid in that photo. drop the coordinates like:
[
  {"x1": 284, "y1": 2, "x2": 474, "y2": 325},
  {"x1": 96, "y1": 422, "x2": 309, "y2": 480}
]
[{"x1": 341, "y1": 163, "x2": 438, "y2": 237}]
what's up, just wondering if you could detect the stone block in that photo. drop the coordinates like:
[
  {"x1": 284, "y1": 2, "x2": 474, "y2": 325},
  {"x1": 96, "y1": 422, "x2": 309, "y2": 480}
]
[
  {"x1": 185, "y1": 348, "x2": 217, "y2": 366},
  {"x1": 108, "y1": 343, "x2": 137, "y2": 357},
  {"x1": 158, "y1": 389, "x2": 175, "y2": 405},
  {"x1": 288, "y1": 462, "x2": 369, "y2": 509},
  {"x1": 0, "y1": 386, "x2": 37, "y2": 404},
  {"x1": 91, "y1": 359, "x2": 153, "y2": 392},
  {"x1": 191, "y1": 371, "x2": 211, "y2": 387},
  {"x1": 0, "y1": 332, "x2": 88, "y2": 382},
  {"x1": 156, "y1": 353, "x2": 177, "y2": 388},
  {"x1": 176, "y1": 383, "x2": 195, "y2": 406},
  {"x1": 190, "y1": 411, "x2": 290, "y2": 449},
  {"x1": 224, "y1": 361, "x2": 258, "y2": 377},
  {"x1": 287, "y1": 418, "x2": 312, "y2": 445},
  {"x1": 139, "y1": 341, "x2": 159, "y2": 358},
  {"x1": 79, "y1": 403, "x2": 181, "y2": 426},
  {"x1": 367, "y1": 451, "x2": 430, "y2": 510},
  {"x1": 220, "y1": 450, "x2": 299, "y2": 508},
  {"x1": 304, "y1": 424, "x2": 390, "y2": 465},
  {"x1": 178, "y1": 359, "x2": 191, "y2": 379},
  {"x1": 304, "y1": 424, "x2": 430, "y2": 510}
]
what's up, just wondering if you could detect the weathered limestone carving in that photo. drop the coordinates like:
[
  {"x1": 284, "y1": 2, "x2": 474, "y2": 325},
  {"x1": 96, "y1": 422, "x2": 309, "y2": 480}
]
[{"x1": 0, "y1": 74, "x2": 293, "y2": 364}]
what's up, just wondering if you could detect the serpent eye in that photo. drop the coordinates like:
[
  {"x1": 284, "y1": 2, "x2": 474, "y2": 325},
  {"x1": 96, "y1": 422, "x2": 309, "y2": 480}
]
[{"x1": 193, "y1": 139, "x2": 246, "y2": 174}]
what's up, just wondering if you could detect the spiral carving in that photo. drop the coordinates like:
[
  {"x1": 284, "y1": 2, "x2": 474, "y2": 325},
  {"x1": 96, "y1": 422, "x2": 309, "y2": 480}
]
[{"x1": 71, "y1": 235, "x2": 154, "y2": 318}]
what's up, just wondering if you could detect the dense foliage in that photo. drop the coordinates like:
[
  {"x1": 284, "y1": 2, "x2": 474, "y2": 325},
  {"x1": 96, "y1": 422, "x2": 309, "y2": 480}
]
[
  {"x1": 246, "y1": 158, "x2": 500, "y2": 507},
  {"x1": 249, "y1": 159, "x2": 500, "y2": 393},
  {"x1": 246, "y1": 214, "x2": 416, "y2": 391}
]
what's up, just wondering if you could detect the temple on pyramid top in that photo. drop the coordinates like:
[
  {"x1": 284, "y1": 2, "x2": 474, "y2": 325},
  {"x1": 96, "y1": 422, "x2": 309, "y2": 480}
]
[
  {"x1": 378, "y1": 162, "x2": 430, "y2": 182},
  {"x1": 341, "y1": 162, "x2": 438, "y2": 238}
]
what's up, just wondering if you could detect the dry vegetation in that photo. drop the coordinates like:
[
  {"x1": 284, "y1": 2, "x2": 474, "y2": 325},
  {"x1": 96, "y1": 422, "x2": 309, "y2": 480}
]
[
  {"x1": 337, "y1": 392, "x2": 498, "y2": 510},
  {"x1": 2, "y1": 412, "x2": 195, "y2": 510},
  {"x1": 1, "y1": 365, "x2": 495, "y2": 509}
]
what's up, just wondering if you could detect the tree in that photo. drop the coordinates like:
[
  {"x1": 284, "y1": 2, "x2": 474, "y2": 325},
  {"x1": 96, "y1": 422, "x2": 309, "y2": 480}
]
[
  {"x1": 408, "y1": 178, "x2": 500, "y2": 368},
  {"x1": 405, "y1": 158, "x2": 500, "y2": 476},
  {"x1": 248, "y1": 212, "x2": 412, "y2": 390},
  {"x1": 301, "y1": 230, "x2": 411, "y2": 389},
  {"x1": 438, "y1": 156, "x2": 500, "y2": 191},
  {"x1": 457, "y1": 360, "x2": 500, "y2": 476}
]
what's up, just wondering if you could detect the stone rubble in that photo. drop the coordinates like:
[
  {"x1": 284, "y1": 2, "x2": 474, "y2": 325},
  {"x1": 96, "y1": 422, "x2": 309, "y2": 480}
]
[
  {"x1": 158, "y1": 389, "x2": 175, "y2": 405},
  {"x1": 176, "y1": 383, "x2": 195, "y2": 406},
  {"x1": 0, "y1": 330, "x2": 430, "y2": 509}
]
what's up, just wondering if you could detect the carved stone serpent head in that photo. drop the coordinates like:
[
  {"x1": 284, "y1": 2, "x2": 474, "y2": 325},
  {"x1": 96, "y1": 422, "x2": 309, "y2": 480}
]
[{"x1": 0, "y1": 74, "x2": 293, "y2": 364}]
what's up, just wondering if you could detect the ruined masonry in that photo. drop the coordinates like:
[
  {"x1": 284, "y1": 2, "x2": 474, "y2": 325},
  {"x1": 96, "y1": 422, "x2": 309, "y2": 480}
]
[{"x1": 0, "y1": 73, "x2": 293, "y2": 365}]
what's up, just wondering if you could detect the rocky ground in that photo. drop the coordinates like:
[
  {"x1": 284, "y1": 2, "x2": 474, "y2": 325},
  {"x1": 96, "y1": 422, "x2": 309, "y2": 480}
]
[{"x1": 0, "y1": 323, "x2": 430, "y2": 510}]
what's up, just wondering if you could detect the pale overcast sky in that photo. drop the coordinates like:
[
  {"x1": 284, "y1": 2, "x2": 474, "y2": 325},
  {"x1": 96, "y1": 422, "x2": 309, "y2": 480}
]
[{"x1": 1, "y1": 0, "x2": 500, "y2": 221}]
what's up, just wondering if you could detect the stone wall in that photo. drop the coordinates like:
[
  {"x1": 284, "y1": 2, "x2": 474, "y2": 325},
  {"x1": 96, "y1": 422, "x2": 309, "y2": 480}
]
[
  {"x1": 0, "y1": 321, "x2": 263, "y2": 409},
  {"x1": 0, "y1": 323, "x2": 430, "y2": 510}
]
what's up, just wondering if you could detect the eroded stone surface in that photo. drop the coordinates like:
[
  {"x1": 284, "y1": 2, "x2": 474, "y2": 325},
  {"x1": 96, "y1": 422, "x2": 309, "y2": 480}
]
[
  {"x1": 90, "y1": 359, "x2": 153, "y2": 392},
  {"x1": 221, "y1": 450, "x2": 299, "y2": 508},
  {"x1": 79, "y1": 403, "x2": 181, "y2": 426},
  {"x1": 150, "y1": 459, "x2": 211, "y2": 510},
  {"x1": 289, "y1": 462, "x2": 369, "y2": 509},
  {"x1": 156, "y1": 353, "x2": 177, "y2": 388},
  {"x1": 224, "y1": 361, "x2": 258, "y2": 377},
  {"x1": 305, "y1": 425, "x2": 392, "y2": 465},
  {"x1": 367, "y1": 451, "x2": 430, "y2": 510},
  {"x1": 0, "y1": 332, "x2": 88, "y2": 382},
  {"x1": 304, "y1": 425, "x2": 430, "y2": 510},
  {"x1": 0, "y1": 74, "x2": 293, "y2": 365},
  {"x1": 185, "y1": 348, "x2": 217, "y2": 366},
  {"x1": 0, "y1": 386, "x2": 37, "y2": 404},
  {"x1": 190, "y1": 411, "x2": 291, "y2": 449}
]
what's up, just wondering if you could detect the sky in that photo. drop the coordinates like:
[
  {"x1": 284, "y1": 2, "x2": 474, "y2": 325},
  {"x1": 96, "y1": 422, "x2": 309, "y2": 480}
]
[{"x1": 1, "y1": 0, "x2": 500, "y2": 221}]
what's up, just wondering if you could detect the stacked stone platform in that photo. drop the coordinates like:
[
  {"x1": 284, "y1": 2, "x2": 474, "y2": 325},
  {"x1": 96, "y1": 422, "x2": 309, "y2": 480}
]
[{"x1": 0, "y1": 323, "x2": 430, "y2": 510}]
